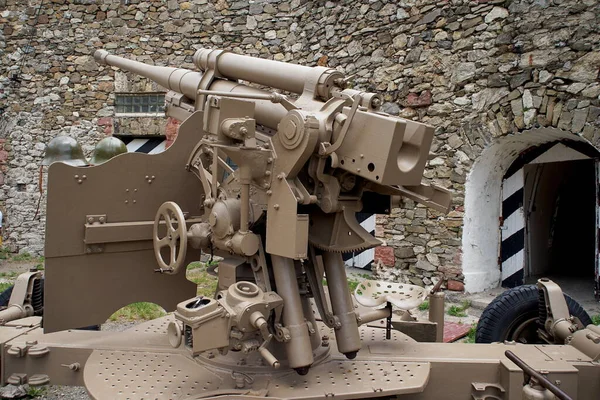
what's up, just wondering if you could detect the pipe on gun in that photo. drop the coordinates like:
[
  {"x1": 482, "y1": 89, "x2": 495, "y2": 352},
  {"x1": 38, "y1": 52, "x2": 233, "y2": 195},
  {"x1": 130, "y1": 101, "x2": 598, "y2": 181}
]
[
  {"x1": 94, "y1": 50, "x2": 288, "y2": 130},
  {"x1": 193, "y1": 48, "x2": 344, "y2": 100}
]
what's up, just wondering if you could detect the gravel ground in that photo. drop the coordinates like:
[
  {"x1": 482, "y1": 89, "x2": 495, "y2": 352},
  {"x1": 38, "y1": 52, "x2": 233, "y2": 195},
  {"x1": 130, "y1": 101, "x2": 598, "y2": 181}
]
[{"x1": 37, "y1": 386, "x2": 90, "y2": 400}]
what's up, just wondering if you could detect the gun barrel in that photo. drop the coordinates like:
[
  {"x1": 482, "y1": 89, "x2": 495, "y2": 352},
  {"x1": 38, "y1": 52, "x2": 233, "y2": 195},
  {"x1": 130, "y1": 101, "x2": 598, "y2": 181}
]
[
  {"x1": 95, "y1": 50, "x2": 203, "y2": 101},
  {"x1": 193, "y1": 49, "x2": 313, "y2": 95},
  {"x1": 94, "y1": 50, "x2": 287, "y2": 129}
]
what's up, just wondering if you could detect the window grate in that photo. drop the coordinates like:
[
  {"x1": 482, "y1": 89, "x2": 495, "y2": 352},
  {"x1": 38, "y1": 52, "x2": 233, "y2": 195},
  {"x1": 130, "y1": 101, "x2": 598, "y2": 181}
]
[{"x1": 115, "y1": 93, "x2": 165, "y2": 115}]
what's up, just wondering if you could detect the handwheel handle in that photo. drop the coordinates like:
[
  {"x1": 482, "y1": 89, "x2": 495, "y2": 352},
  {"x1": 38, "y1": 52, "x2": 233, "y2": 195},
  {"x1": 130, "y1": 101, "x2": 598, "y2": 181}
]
[{"x1": 153, "y1": 201, "x2": 188, "y2": 274}]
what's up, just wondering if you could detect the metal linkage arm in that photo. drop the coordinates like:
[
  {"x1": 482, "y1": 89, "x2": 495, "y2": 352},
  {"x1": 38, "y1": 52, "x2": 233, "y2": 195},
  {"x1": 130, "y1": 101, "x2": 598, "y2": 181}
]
[{"x1": 505, "y1": 350, "x2": 572, "y2": 400}]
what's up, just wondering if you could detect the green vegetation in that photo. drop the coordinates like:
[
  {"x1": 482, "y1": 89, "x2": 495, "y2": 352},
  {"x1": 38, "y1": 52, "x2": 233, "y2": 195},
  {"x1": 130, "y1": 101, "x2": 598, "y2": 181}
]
[
  {"x1": 107, "y1": 262, "x2": 219, "y2": 321},
  {"x1": 187, "y1": 267, "x2": 218, "y2": 297},
  {"x1": 25, "y1": 385, "x2": 46, "y2": 398},
  {"x1": 592, "y1": 314, "x2": 600, "y2": 325},
  {"x1": 0, "y1": 247, "x2": 45, "y2": 264},
  {"x1": 11, "y1": 252, "x2": 33, "y2": 261},
  {"x1": 447, "y1": 300, "x2": 471, "y2": 317},
  {"x1": 323, "y1": 273, "x2": 371, "y2": 293},
  {"x1": 109, "y1": 302, "x2": 166, "y2": 321},
  {"x1": 0, "y1": 282, "x2": 12, "y2": 293},
  {"x1": 0, "y1": 247, "x2": 9, "y2": 260},
  {"x1": 418, "y1": 300, "x2": 430, "y2": 311},
  {"x1": 0, "y1": 271, "x2": 19, "y2": 279},
  {"x1": 464, "y1": 323, "x2": 477, "y2": 343}
]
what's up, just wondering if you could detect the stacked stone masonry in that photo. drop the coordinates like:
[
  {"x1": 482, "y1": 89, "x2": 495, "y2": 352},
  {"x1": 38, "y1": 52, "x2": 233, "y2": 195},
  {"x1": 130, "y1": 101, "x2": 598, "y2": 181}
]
[{"x1": 0, "y1": 0, "x2": 598, "y2": 291}]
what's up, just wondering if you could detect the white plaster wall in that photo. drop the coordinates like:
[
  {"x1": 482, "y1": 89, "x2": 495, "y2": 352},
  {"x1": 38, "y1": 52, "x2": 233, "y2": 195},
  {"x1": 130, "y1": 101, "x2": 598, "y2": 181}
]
[{"x1": 462, "y1": 128, "x2": 591, "y2": 293}]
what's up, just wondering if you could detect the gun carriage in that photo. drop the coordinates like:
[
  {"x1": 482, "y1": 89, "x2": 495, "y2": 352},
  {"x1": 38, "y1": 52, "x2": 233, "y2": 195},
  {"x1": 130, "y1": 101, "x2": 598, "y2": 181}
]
[{"x1": 0, "y1": 49, "x2": 598, "y2": 399}]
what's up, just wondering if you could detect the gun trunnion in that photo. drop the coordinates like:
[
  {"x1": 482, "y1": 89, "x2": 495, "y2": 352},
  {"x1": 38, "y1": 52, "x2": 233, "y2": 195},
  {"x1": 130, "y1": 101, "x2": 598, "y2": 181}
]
[{"x1": 1, "y1": 49, "x2": 598, "y2": 399}]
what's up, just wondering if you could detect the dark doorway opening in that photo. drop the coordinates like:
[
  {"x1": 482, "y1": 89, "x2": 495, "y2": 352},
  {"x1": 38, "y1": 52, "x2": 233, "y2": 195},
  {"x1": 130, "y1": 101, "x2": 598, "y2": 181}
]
[{"x1": 524, "y1": 159, "x2": 596, "y2": 280}]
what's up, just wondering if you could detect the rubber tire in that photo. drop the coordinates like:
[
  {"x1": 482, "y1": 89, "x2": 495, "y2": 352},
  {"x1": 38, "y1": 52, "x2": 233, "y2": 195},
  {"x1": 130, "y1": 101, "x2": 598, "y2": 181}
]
[
  {"x1": 0, "y1": 285, "x2": 13, "y2": 307},
  {"x1": 476, "y1": 284, "x2": 592, "y2": 344}
]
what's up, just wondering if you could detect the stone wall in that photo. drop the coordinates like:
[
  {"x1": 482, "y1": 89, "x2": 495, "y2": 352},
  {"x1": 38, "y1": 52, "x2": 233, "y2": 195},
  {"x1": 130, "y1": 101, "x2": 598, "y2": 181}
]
[
  {"x1": 1, "y1": 0, "x2": 599, "y2": 290},
  {"x1": 368, "y1": 0, "x2": 600, "y2": 290}
]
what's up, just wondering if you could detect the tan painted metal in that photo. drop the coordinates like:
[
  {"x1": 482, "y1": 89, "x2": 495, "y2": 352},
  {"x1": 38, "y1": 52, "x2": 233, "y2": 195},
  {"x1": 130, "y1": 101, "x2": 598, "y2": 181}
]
[
  {"x1": 428, "y1": 292, "x2": 445, "y2": 343},
  {"x1": 7, "y1": 48, "x2": 594, "y2": 398},
  {"x1": 2, "y1": 315, "x2": 599, "y2": 399}
]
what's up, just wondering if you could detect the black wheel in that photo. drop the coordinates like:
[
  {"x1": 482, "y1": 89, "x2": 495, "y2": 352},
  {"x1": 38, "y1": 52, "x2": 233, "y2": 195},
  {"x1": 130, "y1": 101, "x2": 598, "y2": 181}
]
[
  {"x1": 476, "y1": 284, "x2": 592, "y2": 344},
  {"x1": 0, "y1": 280, "x2": 43, "y2": 313},
  {"x1": 0, "y1": 285, "x2": 13, "y2": 308}
]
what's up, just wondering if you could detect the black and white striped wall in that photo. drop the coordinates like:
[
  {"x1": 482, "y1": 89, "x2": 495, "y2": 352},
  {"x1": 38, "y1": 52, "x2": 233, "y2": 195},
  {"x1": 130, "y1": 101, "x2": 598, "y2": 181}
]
[
  {"x1": 120, "y1": 136, "x2": 167, "y2": 154},
  {"x1": 343, "y1": 212, "x2": 375, "y2": 269},
  {"x1": 500, "y1": 169, "x2": 525, "y2": 287}
]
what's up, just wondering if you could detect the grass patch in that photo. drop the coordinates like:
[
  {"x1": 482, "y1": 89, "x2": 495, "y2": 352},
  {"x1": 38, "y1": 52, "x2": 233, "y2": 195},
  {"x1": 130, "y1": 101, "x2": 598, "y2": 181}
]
[
  {"x1": 464, "y1": 323, "x2": 477, "y2": 343},
  {"x1": 0, "y1": 271, "x2": 19, "y2": 279},
  {"x1": 0, "y1": 248, "x2": 45, "y2": 264},
  {"x1": 25, "y1": 385, "x2": 46, "y2": 398},
  {"x1": 0, "y1": 247, "x2": 10, "y2": 260},
  {"x1": 187, "y1": 268, "x2": 218, "y2": 297},
  {"x1": 109, "y1": 302, "x2": 166, "y2": 321},
  {"x1": 11, "y1": 252, "x2": 33, "y2": 262},
  {"x1": 592, "y1": 314, "x2": 600, "y2": 325},
  {"x1": 447, "y1": 300, "x2": 471, "y2": 317},
  {"x1": 187, "y1": 261, "x2": 204, "y2": 270},
  {"x1": 418, "y1": 300, "x2": 429, "y2": 311},
  {"x1": 106, "y1": 262, "x2": 219, "y2": 321},
  {"x1": 0, "y1": 282, "x2": 13, "y2": 293},
  {"x1": 324, "y1": 273, "x2": 371, "y2": 293}
]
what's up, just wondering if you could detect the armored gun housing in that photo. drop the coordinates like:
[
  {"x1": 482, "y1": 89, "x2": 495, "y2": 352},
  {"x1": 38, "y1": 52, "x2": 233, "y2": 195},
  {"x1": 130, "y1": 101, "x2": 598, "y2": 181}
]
[{"x1": 0, "y1": 49, "x2": 598, "y2": 399}]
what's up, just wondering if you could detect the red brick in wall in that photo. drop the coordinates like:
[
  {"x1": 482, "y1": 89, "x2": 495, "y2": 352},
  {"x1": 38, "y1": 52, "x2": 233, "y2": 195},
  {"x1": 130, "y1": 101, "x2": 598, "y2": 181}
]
[
  {"x1": 97, "y1": 117, "x2": 113, "y2": 135},
  {"x1": 165, "y1": 117, "x2": 180, "y2": 149},
  {"x1": 374, "y1": 246, "x2": 395, "y2": 267}
]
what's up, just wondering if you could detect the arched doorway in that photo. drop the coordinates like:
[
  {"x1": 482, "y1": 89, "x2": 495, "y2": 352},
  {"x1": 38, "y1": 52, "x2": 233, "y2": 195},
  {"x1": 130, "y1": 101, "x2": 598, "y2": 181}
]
[
  {"x1": 500, "y1": 141, "x2": 598, "y2": 288},
  {"x1": 462, "y1": 128, "x2": 600, "y2": 293}
]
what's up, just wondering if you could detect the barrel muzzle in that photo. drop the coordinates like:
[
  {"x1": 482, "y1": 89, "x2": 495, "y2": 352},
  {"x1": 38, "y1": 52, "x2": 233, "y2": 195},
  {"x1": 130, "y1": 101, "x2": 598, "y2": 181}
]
[{"x1": 94, "y1": 49, "x2": 110, "y2": 65}]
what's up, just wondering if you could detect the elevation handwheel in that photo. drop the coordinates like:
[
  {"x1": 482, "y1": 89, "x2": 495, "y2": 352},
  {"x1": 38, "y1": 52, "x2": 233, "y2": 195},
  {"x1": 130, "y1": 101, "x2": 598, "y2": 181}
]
[{"x1": 153, "y1": 201, "x2": 188, "y2": 274}]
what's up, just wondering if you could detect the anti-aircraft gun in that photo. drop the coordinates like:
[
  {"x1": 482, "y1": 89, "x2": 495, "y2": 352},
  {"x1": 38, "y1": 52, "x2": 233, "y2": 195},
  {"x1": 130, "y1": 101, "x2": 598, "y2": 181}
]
[
  {"x1": 80, "y1": 48, "x2": 452, "y2": 371},
  {"x1": 1, "y1": 49, "x2": 599, "y2": 399}
]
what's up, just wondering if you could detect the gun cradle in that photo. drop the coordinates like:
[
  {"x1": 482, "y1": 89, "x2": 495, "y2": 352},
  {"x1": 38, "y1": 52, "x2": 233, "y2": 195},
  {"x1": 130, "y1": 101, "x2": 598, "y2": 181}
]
[{"x1": 44, "y1": 48, "x2": 455, "y2": 377}]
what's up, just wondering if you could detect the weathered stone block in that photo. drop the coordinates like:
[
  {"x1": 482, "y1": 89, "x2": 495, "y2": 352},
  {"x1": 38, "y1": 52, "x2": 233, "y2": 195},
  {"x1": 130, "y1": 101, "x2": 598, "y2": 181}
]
[
  {"x1": 416, "y1": 9, "x2": 442, "y2": 26},
  {"x1": 403, "y1": 91, "x2": 432, "y2": 107},
  {"x1": 415, "y1": 259, "x2": 436, "y2": 272},
  {"x1": 395, "y1": 247, "x2": 415, "y2": 259},
  {"x1": 572, "y1": 108, "x2": 588, "y2": 133},
  {"x1": 451, "y1": 62, "x2": 476, "y2": 84},
  {"x1": 559, "y1": 52, "x2": 600, "y2": 83},
  {"x1": 509, "y1": 70, "x2": 531, "y2": 90},
  {"x1": 485, "y1": 7, "x2": 508, "y2": 23},
  {"x1": 447, "y1": 280, "x2": 464, "y2": 291}
]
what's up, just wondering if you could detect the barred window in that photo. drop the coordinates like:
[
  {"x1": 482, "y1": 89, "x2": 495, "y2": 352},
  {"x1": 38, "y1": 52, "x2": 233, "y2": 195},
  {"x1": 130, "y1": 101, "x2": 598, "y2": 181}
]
[{"x1": 115, "y1": 93, "x2": 165, "y2": 115}]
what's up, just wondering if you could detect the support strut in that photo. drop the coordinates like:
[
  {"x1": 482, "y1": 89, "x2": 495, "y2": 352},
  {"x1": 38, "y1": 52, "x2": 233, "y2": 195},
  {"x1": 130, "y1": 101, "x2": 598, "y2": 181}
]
[
  {"x1": 271, "y1": 255, "x2": 314, "y2": 374},
  {"x1": 322, "y1": 251, "x2": 361, "y2": 359}
]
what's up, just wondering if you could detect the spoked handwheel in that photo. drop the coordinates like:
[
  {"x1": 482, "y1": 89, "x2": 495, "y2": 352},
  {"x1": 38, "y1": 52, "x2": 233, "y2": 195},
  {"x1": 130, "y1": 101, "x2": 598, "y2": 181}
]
[{"x1": 153, "y1": 201, "x2": 188, "y2": 274}]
